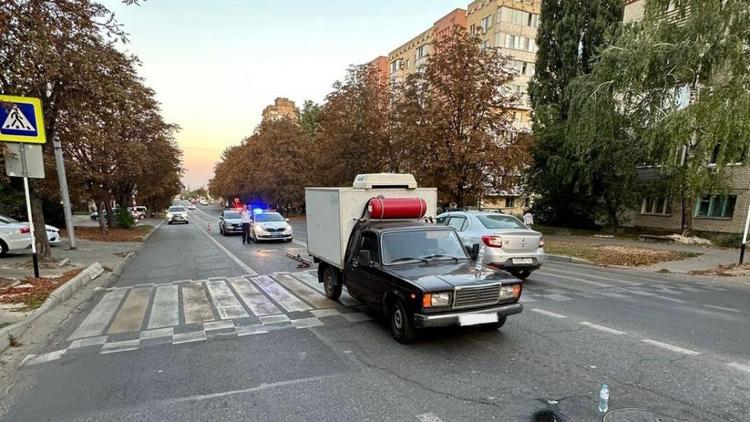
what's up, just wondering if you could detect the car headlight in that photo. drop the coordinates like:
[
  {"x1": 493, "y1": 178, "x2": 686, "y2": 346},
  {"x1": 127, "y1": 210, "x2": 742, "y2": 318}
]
[
  {"x1": 284, "y1": 224, "x2": 292, "y2": 232},
  {"x1": 500, "y1": 284, "x2": 522, "y2": 299},
  {"x1": 422, "y1": 292, "x2": 451, "y2": 308},
  {"x1": 166, "y1": 213, "x2": 173, "y2": 218}
]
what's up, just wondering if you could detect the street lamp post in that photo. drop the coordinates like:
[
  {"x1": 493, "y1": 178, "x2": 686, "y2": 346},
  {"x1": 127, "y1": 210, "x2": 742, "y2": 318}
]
[
  {"x1": 740, "y1": 195, "x2": 750, "y2": 264},
  {"x1": 46, "y1": 83, "x2": 76, "y2": 249}
]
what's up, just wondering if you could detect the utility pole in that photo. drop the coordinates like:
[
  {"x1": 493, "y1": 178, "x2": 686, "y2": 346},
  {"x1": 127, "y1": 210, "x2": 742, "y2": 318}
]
[
  {"x1": 739, "y1": 195, "x2": 750, "y2": 264},
  {"x1": 47, "y1": 84, "x2": 76, "y2": 249}
]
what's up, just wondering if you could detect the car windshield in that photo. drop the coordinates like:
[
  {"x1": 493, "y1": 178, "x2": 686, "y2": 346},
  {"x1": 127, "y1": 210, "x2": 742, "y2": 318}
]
[
  {"x1": 223, "y1": 211, "x2": 240, "y2": 219},
  {"x1": 255, "y1": 213, "x2": 284, "y2": 222},
  {"x1": 477, "y1": 215, "x2": 528, "y2": 230},
  {"x1": 169, "y1": 206, "x2": 185, "y2": 213},
  {"x1": 0, "y1": 215, "x2": 19, "y2": 224},
  {"x1": 382, "y1": 229, "x2": 467, "y2": 265}
]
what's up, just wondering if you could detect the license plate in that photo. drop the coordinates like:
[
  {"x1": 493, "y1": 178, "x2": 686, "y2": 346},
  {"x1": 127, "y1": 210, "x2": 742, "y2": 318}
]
[
  {"x1": 512, "y1": 258, "x2": 533, "y2": 265},
  {"x1": 458, "y1": 313, "x2": 498, "y2": 326},
  {"x1": 272, "y1": 233, "x2": 283, "y2": 237}
]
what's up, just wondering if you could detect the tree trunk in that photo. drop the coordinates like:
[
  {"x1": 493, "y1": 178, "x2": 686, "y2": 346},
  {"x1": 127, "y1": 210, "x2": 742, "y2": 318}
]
[
  {"x1": 104, "y1": 200, "x2": 115, "y2": 229},
  {"x1": 30, "y1": 185, "x2": 53, "y2": 262},
  {"x1": 96, "y1": 201, "x2": 107, "y2": 233},
  {"x1": 682, "y1": 194, "x2": 695, "y2": 237},
  {"x1": 603, "y1": 192, "x2": 620, "y2": 234}
]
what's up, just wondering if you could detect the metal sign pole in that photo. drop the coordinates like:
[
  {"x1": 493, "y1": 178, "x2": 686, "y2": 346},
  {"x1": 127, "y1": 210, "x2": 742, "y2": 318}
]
[{"x1": 19, "y1": 145, "x2": 40, "y2": 277}]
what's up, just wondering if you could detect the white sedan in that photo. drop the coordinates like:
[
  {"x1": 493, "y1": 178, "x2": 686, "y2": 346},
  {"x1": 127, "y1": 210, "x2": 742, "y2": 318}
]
[{"x1": 0, "y1": 214, "x2": 61, "y2": 247}]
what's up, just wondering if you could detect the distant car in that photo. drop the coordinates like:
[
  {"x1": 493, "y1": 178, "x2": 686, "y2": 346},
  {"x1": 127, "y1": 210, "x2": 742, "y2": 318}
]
[
  {"x1": 218, "y1": 210, "x2": 243, "y2": 235},
  {"x1": 249, "y1": 211, "x2": 293, "y2": 242},
  {"x1": 436, "y1": 211, "x2": 544, "y2": 279},
  {"x1": 128, "y1": 206, "x2": 148, "y2": 220},
  {"x1": 187, "y1": 204, "x2": 196, "y2": 211},
  {"x1": 166, "y1": 205, "x2": 189, "y2": 224},
  {"x1": 0, "y1": 214, "x2": 61, "y2": 246},
  {"x1": 199, "y1": 200, "x2": 208, "y2": 206},
  {"x1": 90, "y1": 208, "x2": 120, "y2": 221}
]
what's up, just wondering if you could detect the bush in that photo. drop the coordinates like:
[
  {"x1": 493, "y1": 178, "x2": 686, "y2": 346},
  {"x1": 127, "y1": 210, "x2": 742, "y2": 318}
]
[
  {"x1": 114, "y1": 207, "x2": 135, "y2": 229},
  {"x1": 711, "y1": 233, "x2": 742, "y2": 248}
]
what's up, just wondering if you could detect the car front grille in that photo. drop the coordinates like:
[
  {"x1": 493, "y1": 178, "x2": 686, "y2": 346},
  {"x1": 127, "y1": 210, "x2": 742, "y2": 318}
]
[
  {"x1": 453, "y1": 284, "x2": 501, "y2": 308},
  {"x1": 266, "y1": 228, "x2": 284, "y2": 232}
]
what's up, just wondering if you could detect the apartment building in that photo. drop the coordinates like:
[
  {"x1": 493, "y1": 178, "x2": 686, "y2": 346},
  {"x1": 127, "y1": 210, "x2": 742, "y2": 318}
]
[
  {"x1": 621, "y1": 0, "x2": 748, "y2": 234},
  {"x1": 261, "y1": 97, "x2": 298, "y2": 124},
  {"x1": 365, "y1": 56, "x2": 389, "y2": 85},
  {"x1": 387, "y1": 8, "x2": 467, "y2": 86}
]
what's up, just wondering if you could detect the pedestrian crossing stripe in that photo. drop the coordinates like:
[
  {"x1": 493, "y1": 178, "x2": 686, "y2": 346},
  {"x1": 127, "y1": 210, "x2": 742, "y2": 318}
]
[{"x1": 0, "y1": 95, "x2": 46, "y2": 143}]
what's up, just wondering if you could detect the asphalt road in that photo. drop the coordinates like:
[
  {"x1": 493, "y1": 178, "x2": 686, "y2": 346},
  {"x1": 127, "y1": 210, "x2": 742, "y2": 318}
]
[{"x1": 3, "y1": 203, "x2": 750, "y2": 421}]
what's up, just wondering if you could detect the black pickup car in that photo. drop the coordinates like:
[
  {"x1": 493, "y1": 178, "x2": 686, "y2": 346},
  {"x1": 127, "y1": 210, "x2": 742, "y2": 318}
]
[{"x1": 318, "y1": 220, "x2": 523, "y2": 343}]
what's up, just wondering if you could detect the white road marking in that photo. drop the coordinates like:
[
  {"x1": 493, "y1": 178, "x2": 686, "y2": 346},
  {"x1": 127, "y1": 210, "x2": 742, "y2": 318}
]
[
  {"x1": 530, "y1": 308, "x2": 567, "y2": 319},
  {"x1": 70, "y1": 335, "x2": 108, "y2": 349},
  {"x1": 173, "y1": 330, "x2": 207, "y2": 344},
  {"x1": 69, "y1": 289, "x2": 127, "y2": 340},
  {"x1": 203, "y1": 320, "x2": 236, "y2": 331},
  {"x1": 416, "y1": 413, "x2": 445, "y2": 422},
  {"x1": 252, "y1": 275, "x2": 311, "y2": 312},
  {"x1": 140, "y1": 327, "x2": 174, "y2": 340},
  {"x1": 291, "y1": 317, "x2": 324, "y2": 329},
  {"x1": 727, "y1": 362, "x2": 750, "y2": 373},
  {"x1": 311, "y1": 308, "x2": 341, "y2": 317},
  {"x1": 704, "y1": 304, "x2": 740, "y2": 313},
  {"x1": 192, "y1": 210, "x2": 258, "y2": 275},
  {"x1": 147, "y1": 285, "x2": 179, "y2": 329},
  {"x1": 580, "y1": 321, "x2": 626, "y2": 335},
  {"x1": 182, "y1": 283, "x2": 215, "y2": 324},
  {"x1": 101, "y1": 339, "x2": 140, "y2": 354},
  {"x1": 538, "y1": 268, "x2": 615, "y2": 287},
  {"x1": 652, "y1": 295, "x2": 686, "y2": 304},
  {"x1": 259, "y1": 314, "x2": 291, "y2": 325},
  {"x1": 205, "y1": 280, "x2": 249, "y2": 320},
  {"x1": 108, "y1": 287, "x2": 152, "y2": 334},
  {"x1": 641, "y1": 339, "x2": 700, "y2": 355},
  {"x1": 228, "y1": 278, "x2": 282, "y2": 316},
  {"x1": 273, "y1": 273, "x2": 338, "y2": 308},
  {"x1": 22, "y1": 350, "x2": 66, "y2": 366},
  {"x1": 236, "y1": 324, "x2": 269, "y2": 336}
]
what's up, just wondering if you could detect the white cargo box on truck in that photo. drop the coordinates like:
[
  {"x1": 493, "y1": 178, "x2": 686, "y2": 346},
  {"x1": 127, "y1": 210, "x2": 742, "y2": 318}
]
[{"x1": 305, "y1": 174, "x2": 437, "y2": 269}]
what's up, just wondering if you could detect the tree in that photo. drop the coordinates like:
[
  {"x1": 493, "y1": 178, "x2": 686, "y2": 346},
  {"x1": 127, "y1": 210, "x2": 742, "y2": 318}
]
[
  {"x1": 565, "y1": 0, "x2": 750, "y2": 234},
  {"x1": 392, "y1": 26, "x2": 528, "y2": 207},
  {"x1": 299, "y1": 100, "x2": 322, "y2": 138},
  {"x1": 527, "y1": 0, "x2": 624, "y2": 227},
  {"x1": 314, "y1": 65, "x2": 394, "y2": 187}
]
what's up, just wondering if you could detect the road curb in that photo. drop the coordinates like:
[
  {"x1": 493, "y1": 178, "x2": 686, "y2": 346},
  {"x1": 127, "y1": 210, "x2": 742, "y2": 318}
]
[
  {"x1": 547, "y1": 254, "x2": 596, "y2": 265},
  {"x1": 0, "y1": 221, "x2": 163, "y2": 354},
  {"x1": 0, "y1": 262, "x2": 104, "y2": 354}
]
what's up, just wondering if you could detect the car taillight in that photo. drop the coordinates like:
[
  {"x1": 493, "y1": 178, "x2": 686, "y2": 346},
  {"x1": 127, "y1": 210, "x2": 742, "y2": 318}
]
[
  {"x1": 19, "y1": 226, "x2": 30, "y2": 234},
  {"x1": 539, "y1": 236, "x2": 544, "y2": 248},
  {"x1": 481, "y1": 235, "x2": 503, "y2": 248}
]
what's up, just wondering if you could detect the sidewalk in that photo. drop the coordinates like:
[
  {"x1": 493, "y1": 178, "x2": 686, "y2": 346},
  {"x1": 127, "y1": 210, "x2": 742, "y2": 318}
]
[{"x1": 544, "y1": 234, "x2": 740, "y2": 274}]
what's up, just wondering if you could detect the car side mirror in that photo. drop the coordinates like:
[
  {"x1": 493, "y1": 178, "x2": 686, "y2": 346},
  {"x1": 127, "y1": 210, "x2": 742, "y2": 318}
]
[
  {"x1": 358, "y1": 250, "x2": 371, "y2": 267},
  {"x1": 469, "y1": 244, "x2": 480, "y2": 261}
]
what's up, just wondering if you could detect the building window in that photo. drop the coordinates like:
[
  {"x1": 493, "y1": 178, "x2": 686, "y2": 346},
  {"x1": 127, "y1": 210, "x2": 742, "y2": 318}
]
[
  {"x1": 505, "y1": 197, "x2": 515, "y2": 208},
  {"x1": 480, "y1": 15, "x2": 493, "y2": 32},
  {"x1": 481, "y1": 39, "x2": 491, "y2": 50},
  {"x1": 695, "y1": 195, "x2": 737, "y2": 218},
  {"x1": 390, "y1": 60, "x2": 401, "y2": 73},
  {"x1": 509, "y1": 9, "x2": 528, "y2": 26},
  {"x1": 529, "y1": 13, "x2": 540, "y2": 28},
  {"x1": 416, "y1": 44, "x2": 428, "y2": 60},
  {"x1": 501, "y1": 34, "x2": 536, "y2": 52},
  {"x1": 641, "y1": 197, "x2": 671, "y2": 215}
]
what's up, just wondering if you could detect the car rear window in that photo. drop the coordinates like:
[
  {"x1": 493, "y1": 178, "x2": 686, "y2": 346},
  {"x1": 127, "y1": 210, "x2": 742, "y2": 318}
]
[
  {"x1": 477, "y1": 215, "x2": 527, "y2": 230},
  {"x1": 169, "y1": 206, "x2": 185, "y2": 212}
]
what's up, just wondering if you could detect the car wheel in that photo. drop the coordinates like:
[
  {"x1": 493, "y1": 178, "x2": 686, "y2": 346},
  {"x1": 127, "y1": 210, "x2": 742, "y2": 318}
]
[
  {"x1": 321, "y1": 265, "x2": 342, "y2": 300},
  {"x1": 168, "y1": 221, "x2": 172, "y2": 225},
  {"x1": 389, "y1": 300, "x2": 416, "y2": 343},
  {"x1": 251, "y1": 230, "x2": 258, "y2": 243},
  {"x1": 510, "y1": 269, "x2": 531, "y2": 280},
  {"x1": 480, "y1": 316, "x2": 507, "y2": 331},
  {"x1": 0, "y1": 240, "x2": 8, "y2": 257},
  {"x1": 220, "y1": 225, "x2": 225, "y2": 235}
]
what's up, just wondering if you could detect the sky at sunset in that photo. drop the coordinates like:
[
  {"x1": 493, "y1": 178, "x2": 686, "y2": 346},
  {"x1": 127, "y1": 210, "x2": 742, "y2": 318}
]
[{"x1": 102, "y1": 0, "x2": 466, "y2": 190}]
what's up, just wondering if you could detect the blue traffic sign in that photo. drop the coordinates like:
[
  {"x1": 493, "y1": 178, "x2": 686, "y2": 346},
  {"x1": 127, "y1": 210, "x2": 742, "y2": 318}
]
[{"x1": 0, "y1": 95, "x2": 46, "y2": 144}]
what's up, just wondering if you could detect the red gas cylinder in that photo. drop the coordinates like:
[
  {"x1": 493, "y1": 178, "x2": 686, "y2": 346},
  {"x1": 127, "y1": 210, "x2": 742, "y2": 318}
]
[{"x1": 367, "y1": 197, "x2": 427, "y2": 219}]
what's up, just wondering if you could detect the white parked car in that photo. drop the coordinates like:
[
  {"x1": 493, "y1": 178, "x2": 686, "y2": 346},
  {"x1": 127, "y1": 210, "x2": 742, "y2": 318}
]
[
  {"x1": 0, "y1": 222, "x2": 32, "y2": 257},
  {"x1": 436, "y1": 211, "x2": 544, "y2": 279},
  {"x1": 187, "y1": 204, "x2": 197, "y2": 211},
  {"x1": 0, "y1": 214, "x2": 61, "y2": 247},
  {"x1": 128, "y1": 206, "x2": 148, "y2": 220},
  {"x1": 166, "y1": 205, "x2": 189, "y2": 224}
]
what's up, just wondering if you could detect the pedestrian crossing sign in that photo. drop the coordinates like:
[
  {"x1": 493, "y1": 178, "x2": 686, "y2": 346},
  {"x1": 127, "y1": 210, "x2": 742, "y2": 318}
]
[{"x1": 0, "y1": 95, "x2": 46, "y2": 144}]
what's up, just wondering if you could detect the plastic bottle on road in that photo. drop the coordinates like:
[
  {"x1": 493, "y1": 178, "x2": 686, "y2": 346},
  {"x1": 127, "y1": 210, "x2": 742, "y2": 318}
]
[{"x1": 599, "y1": 383, "x2": 609, "y2": 414}]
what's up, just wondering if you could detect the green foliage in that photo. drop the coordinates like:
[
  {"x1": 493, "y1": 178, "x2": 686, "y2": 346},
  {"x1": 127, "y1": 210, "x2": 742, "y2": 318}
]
[
  {"x1": 568, "y1": 0, "x2": 750, "y2": 234},
  {"x1": 114, "y1": 207, "x2": 136, "y2": 229},
  {"x1": 527, "y1": 0, "x2": 625, "y2": 227},
  {"x1": 299, "y1": 100, "x2": 321, "y2": 138}
]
